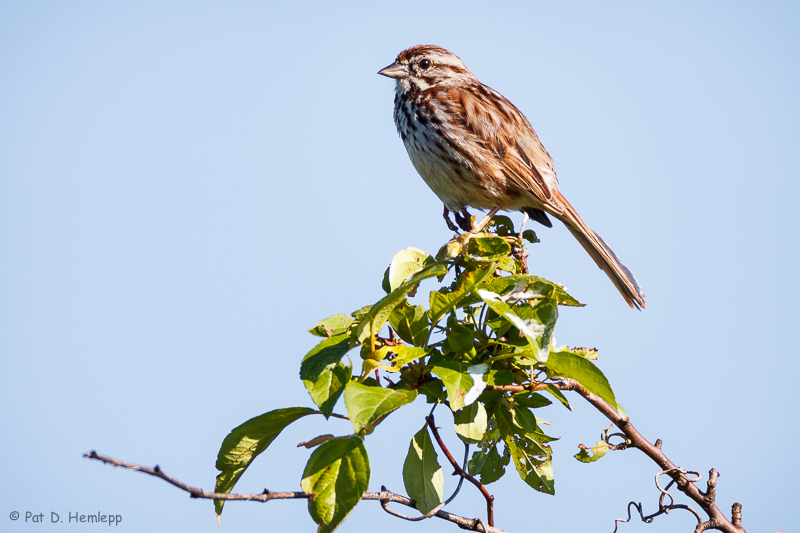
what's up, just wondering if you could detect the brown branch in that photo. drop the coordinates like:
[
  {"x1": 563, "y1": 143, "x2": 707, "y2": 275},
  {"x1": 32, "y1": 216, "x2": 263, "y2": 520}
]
[
  {"x1": 83, "y1": 451, "x2": 507, "y2": 533},
  {"x1": 426, "y1": 414, "x2": 495, "y2": 527},
  {"x1": 487, "y1": 380, "x2": 746, "y2": 533},
  {"x1": 484, "y1": 383, "x2": 547, "y2": 393},
  {"x1": 731, "y1": 503, "x2": 742, "y2": 528},
  {"x1": 484, "y1": 381, "x2": 552, "y2": 392},
  {"x1": 83, "y1": 451, "x2": 305, "y2": 502},
  {"x1": 86, "y1": 376, "x2": 746, "y2": 533}
]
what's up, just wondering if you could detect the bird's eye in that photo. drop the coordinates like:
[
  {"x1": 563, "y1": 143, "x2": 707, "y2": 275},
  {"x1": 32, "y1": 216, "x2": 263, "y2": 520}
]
[{"x1": 419, "y1": 59, "x2": 432, "y2": 69}]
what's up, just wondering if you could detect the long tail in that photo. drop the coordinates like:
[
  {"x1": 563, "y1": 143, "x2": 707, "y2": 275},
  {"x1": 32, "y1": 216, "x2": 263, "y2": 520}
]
[{"x1": 550, "y1": 191, "x2": 646, "y2": 309}]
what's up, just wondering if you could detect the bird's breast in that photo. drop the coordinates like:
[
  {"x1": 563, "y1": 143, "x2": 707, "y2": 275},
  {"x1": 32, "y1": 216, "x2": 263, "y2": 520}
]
[{"x1": 393, "y1": 95, "x2": 504, "y2": 211}]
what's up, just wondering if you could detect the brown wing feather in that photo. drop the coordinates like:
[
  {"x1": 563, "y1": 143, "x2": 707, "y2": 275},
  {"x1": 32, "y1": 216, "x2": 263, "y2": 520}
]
[
  {"x1": 445, "y1": 84, "x2": 646, "y2": 309},
  {"x1": 439, "y1": 83, "x2": 556, "y2": 206}
]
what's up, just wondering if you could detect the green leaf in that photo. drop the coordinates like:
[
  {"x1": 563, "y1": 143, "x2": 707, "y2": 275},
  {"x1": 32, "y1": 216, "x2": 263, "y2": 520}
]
[
  {"x1": 387, "y1": 247, "x2": 433, "y2": 293},
  {"x1": 501, "y1": 302, "x2": 557, "y2": 365},
  {"x1": 542, "y1": 383, "x2": 572, "y2": 411},
  {"x1": 575, "y1": 440, "x2": 610, "y2": 463},
  {"x1": 511, "y1": 403, "x2": 539, "y2": 433},
  {"x1": 443, "y1": 316, "x2": 474, "y2": 355},
  {"x1": 546, "y1": 350, "x2": 619, "y2": 410},
  {"x1": 300, "y1": 335, "x2": 352, "y2": 417},
  {"x1": 470, "y1": 274, "x2": 583, "y2": 307},
  {"x1": 309, "y1": 314, "x2": 354, "y2": 338},
  {"x1": 343, "y1": 381, "x2": 417, "y2": 434},
  {"x1": 350, "y1": 305, "x2": 373, "y2": 320},
  {"x1": 467, "y1": 414, "x2": 508, "y2": 486},
  {"x1": 464, "y1": 236, "x2": 511, "y2": 262},
  {"x1": 570, "y1": 346, "x2": 599, "y2": 360},
  {"x1": 476, "y1": 289, "x2": 551, "y2": 362},
  {"x1": 468, "y1": 443, "x2": 510, "y2": 485},
  {"x1": 506, "y1": 436, "x2": 555, "y2": 495},
  {"x1": 533, "y1": 298, "x2": 558, "y2": 355},
  {"x1": 215, "y1": 407, "x2": 317, "y2": 517},
  {"x1": 374, "y1": 345, "x2": 429, "y2": 372},
  {"x1": 486, "y1": 215, "x2": 516, "y2": 236},
  {"x1": 522, "y1": 229, "x2": 539, "y2": 244},
  {"x1": 429, "y1": 265, "x2": 495, "y2": 327},
  {"x1": 435, "y1": 239, "x2": 464, "y2": 261},
  {"x1": 484, "y1": 309, "x2": 513, "y2": 339},
  {"x1": 512, "y1": 391, "x2": 552, "y2": 410},
  {"x1": 356, "y1": 262, "x2": 448, "y2": 344},
  {"x1": 454, "y1": 401, "x2": 488, "y2": 443},
  {"x1": 428, "y1": 360, "x2": 489, "y2": 411},
  {"x1": 403, "y1": 426, "x2": 444, "y2": 514},
  {"x1": 301, "y1": 435, "x2": 370, "y2": 533},
  {"x1": 495, "y1": 399, "x2": 541, "y2": 440},
  {"x1": 497, "y1": 256, "x2": 518, "y2": 273},
  {"x1": 388, "y1": 303, "x2": 430, "y2": 346},
  {"x1": 417, "y1": 379, "x2": 446, "y2": 404},
  {"x1": 298, "y1": 434, "x2": 336, "y2": 449},
  {"x1": 485, "y1": 369, "x2": 514, "y2": 386}
]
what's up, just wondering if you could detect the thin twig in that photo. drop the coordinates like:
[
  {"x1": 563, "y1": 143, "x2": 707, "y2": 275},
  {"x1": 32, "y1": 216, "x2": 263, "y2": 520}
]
[
  {"x1": 83, "y1": 451, "x2": 508, "y2": 533},
  {"x1": 426, "y1": 415, "x2": 494, "y2": 527},
  {"x1": 507, "y1": 379, "x2": 747, "y2": 533},
  {"x1": 377, "y1": 487, "x2": 449, "y2": 523},
  {"x1": 378, "y1": 439, "x2": 470, "y2": 523},
  {"x1": 655, "y1": 475, "x2": 704, "y2": 523},
  {"x1": 84, "y1": 451, "x2": 305, "y2": 502},
  {"x1": 613, "y1": 502, "x2": 651, "y2": 533},
  {"x1": 444, "y1": 443, "x2": 470, "y2": 505},
  {"x1": 609, "y1": 476, "x2": 716, "y2": 532}
]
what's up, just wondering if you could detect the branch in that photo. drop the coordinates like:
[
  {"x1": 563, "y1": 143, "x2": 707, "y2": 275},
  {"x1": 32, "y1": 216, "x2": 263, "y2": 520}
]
[
  {"x1": 426, "y1": 414, "x2": 495, "y2": 527},
  {"x1": 488, "y1": 380, "x2": 746, "y2": 533},
  {"x1": 83, "y1": 451, "x2": 508, "y2": 533}
]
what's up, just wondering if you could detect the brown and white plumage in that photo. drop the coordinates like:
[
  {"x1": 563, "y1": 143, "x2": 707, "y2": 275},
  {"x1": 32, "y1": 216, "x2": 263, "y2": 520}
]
[{"x1": 379, "y1": 45, "x2": 646, "y2": 309}]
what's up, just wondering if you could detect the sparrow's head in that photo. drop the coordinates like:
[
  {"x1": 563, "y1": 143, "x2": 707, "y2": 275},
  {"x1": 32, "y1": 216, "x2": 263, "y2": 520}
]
[{"x1": 378, "y1": 45, "x2": 474, "y2": 91}]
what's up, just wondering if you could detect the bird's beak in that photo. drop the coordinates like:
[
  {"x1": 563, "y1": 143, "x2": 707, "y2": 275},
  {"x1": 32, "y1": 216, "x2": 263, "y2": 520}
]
[{"x1": 378, "y1": 61, "x2": 409, "y2": 79}]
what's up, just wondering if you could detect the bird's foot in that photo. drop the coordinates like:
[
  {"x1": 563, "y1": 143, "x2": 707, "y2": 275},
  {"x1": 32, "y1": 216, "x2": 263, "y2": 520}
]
[
  {"x1": 454, "y1": 209, "x2": 474, "y2": 233},
  {"x1": 442, "y1": 207, "x2": 460, "y2": 233},
  {"x1": 519, "y1": 211, "x2": 529, "y2": 240}
]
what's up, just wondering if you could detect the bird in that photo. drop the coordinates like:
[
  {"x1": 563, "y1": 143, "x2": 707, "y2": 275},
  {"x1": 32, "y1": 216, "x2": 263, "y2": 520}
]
[{"x1": 378, "y1": 45, "x2": 645, "y2": 309}]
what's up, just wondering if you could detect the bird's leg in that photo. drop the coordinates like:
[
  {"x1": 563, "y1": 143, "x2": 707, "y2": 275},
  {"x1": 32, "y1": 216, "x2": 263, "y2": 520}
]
[
  {"x1": 519, "y1": 211, "x2": 529, "y2": 240},
  {"x1": 442, "y1": 206, "x2": 460, "y2": 232},
  {"x1": 454, "y1": 209, "x2": 474, "y2": 232},
  {"x1": 470, "y1": 207, "x2": 502, "y2": 234}
]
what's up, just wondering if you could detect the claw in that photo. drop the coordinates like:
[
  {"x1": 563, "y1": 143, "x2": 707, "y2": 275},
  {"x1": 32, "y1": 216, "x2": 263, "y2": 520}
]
[
  {"x1": 443, "y1": 206, "x2": 460, "y2": 232},
  {"x1": 454, "y1": 209, "x2": 473, "y2": 232}
]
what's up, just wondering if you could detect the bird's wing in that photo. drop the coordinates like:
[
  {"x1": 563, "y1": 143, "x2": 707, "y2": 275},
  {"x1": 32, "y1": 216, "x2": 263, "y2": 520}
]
[{"x1": 431, "y1": 82, "x2": 561, "y2": 209}]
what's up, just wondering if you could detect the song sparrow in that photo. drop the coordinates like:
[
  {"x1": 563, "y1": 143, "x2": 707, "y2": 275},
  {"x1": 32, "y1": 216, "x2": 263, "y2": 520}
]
[{"x1": 378, "y1": 45, "x2": 645, "y2": 309}]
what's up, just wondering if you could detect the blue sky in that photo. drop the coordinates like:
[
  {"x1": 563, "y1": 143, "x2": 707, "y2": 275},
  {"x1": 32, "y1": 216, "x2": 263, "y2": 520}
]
[{"x1": 2, "y1": 2, "x2": 797, "y2": 532}]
